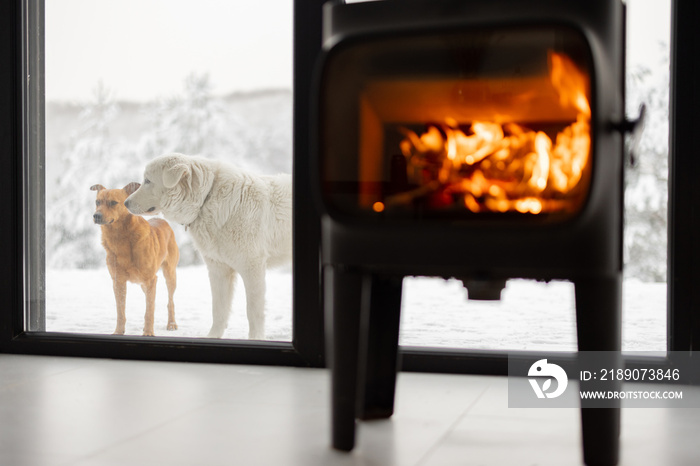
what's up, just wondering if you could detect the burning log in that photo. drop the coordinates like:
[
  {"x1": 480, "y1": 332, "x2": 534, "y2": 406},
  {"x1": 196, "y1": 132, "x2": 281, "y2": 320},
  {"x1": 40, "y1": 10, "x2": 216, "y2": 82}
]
[
  {"x1": 384, "y1": 181, "x2": 443, "y2": 209},
  {"x1": 385, "y1": 51, "x2": 591, "y2": 215}
]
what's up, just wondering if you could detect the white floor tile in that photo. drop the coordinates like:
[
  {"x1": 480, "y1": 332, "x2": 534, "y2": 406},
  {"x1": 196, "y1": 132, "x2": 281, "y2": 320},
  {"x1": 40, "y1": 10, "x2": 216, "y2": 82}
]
[{"x1": 1, "y1": 355, "x2": 699, "y2": 466}]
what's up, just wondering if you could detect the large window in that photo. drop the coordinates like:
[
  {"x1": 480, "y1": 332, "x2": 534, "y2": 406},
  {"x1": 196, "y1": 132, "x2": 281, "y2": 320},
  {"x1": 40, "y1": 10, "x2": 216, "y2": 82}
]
[
  {"x1": 42, "y1": 0, "x2": 294, "y2": 341},
  {"x1": 2, "y1": 0, "x2": 324, "y2": 367},
  {"x1": 1, "y1": 0, "x2": 697, "y2": 372}
]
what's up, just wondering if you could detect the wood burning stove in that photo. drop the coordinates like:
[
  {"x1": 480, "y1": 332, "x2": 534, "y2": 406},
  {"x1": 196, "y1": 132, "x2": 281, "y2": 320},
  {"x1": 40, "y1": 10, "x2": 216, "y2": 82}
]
[{"x1": 312, "y1": 1, "x2": 641, "y2": 464}]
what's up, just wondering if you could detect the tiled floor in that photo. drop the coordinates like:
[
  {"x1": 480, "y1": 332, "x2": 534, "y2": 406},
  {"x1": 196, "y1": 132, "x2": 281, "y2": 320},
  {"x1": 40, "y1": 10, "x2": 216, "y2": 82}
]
[{"x1": 0, "y1": 354, "x2": 698, "y2": 466}]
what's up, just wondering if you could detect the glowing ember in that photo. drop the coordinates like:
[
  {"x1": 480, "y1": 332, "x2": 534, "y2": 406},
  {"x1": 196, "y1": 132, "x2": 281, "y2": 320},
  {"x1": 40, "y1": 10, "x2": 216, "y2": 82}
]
[
  {"x1": 373, "y1": 201, "x2": 385, "y2": 213},
  {"x1": 389, "y1": 51, "x2": 591, "y2": 215}
]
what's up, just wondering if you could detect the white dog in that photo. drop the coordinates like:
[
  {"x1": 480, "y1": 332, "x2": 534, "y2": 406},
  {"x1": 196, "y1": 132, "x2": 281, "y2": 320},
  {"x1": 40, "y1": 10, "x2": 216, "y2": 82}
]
[{"x1": 125, "y1": 153, "x2": 292, "y2": 340}]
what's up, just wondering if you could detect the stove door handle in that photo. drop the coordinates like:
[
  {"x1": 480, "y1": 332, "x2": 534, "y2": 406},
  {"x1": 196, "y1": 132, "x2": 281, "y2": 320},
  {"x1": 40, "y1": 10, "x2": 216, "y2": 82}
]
[{"x1": 611, "y1": 103, "x2": 647, "y2": 168}]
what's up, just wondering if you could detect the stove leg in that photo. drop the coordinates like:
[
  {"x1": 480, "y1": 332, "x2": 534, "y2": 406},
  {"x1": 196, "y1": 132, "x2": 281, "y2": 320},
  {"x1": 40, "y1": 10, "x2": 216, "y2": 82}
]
[
  {"x1": 574, "y1": 275, "x2": 622, "y2": 466},
  {"x1": 326, "y1": 266, "x2": 364, "y2": 451},
  {"x1": 358, "y1": 274, "x2": 403, "y2": 420}
]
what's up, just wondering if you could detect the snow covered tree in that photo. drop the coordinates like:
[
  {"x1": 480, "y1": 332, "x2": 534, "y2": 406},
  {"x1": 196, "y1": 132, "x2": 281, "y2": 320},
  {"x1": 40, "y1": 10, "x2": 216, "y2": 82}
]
[
  {"x1": 222, "y1": 90, "x2": 293, "y2": 175},
  {"x1": 46, "y1": 82, "x2": 135, "y2": 269},
  {"x1": 139, "y1": 73, "x2": 231, "y2": 158},
  {"x1": 624, "y1": 45, "x2": 670, "y2": 282},
  {"x1": 139, "y1": 74, "x2": 292, "y2": 174}
]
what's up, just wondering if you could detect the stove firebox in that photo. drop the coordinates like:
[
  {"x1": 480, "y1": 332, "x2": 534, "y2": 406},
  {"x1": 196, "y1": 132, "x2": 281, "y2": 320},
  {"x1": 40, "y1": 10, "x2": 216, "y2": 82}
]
[
  {"x1": 313, "y1": 1, "x2": 633, "y2": 464},
  {"x1": 323, "y1": 27, "x2": 593, "y2": 222}
]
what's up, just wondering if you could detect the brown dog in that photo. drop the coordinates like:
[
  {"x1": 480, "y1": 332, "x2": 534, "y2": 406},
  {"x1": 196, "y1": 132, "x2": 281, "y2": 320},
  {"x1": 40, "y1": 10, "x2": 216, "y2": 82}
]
[{"x1": 91, "y1": 182, "x2": 179, "y2": 336}]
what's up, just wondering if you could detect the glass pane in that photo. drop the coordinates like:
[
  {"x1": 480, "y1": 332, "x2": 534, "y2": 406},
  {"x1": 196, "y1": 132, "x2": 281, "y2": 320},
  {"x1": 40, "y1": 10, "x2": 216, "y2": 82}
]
[
  {"x1": 39, "y1": 0, "x2": 293, "y2": 340},
  {"x1": 397, "y1": 0, "x2": 670, "y2": 353},
  {"x1": 621, "y1": 0, "x2": 670, "y2": 351},
  {"x1": 322, "y1": 27, "x2": 592, "y2": 222}
]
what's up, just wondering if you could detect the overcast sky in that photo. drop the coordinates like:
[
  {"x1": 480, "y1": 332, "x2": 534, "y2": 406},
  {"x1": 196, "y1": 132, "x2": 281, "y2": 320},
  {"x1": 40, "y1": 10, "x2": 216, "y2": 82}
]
[
  {"x1": 45, "y1": 0, "x2": 669, "y2": 103},
  {"x1": 45, "y1": 0, "x2": 293, "y2": 102},
  {"x1": 626, "y1": 0, "x2": 671, "y2": 69}
]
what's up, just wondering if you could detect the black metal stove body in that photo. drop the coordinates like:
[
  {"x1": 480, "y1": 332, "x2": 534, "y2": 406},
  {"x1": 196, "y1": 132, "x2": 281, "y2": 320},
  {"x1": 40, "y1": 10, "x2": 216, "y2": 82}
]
[
  {"x1": 313, "y1": 1, "x2": 627, "y2": 464},
  {"x1": 317, "y1": 0, "x2": 626, "y2": 287}
]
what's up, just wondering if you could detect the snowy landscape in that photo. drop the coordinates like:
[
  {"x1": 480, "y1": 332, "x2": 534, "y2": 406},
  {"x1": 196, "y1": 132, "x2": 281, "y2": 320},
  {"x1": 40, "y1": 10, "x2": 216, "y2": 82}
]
[
  {"x1": 40, "y1": 71, "x2": 670, "y2": 353},
  {"x1": 40, "y1": 0, "x2": 670, "y2": 353},
  {"x1": 46, "y1": 266, "x2": 666, "y2": 352}
]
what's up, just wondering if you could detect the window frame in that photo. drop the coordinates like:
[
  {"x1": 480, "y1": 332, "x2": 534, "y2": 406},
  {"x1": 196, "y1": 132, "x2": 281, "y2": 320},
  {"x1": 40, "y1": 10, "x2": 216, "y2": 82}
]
[
  {"x1": 0, "y1": 0, "x2": 326, "y2": 367},
  {"x1": 667, "y1": 0, "x2": 700, "y2": 354},
  {"x1": 0, "y1": 0, "x2": 695, "y2": 376}
]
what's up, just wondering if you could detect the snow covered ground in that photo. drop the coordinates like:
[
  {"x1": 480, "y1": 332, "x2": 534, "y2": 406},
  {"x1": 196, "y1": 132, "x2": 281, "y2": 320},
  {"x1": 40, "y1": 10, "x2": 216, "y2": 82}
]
[
  {"x1": 46, "y1": 267, "x2": 666, "y2": 352},
  {"x1": 401, "y1": 277, "x2": 666, "y2": 352},
  {"x1": 46, "y1": 266, "x2": 293, "y2": 342}
]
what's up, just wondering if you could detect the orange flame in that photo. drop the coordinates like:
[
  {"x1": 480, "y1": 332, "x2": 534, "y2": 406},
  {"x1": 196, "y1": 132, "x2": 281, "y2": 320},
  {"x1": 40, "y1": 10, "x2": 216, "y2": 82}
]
[
  {"x1": 550, "y1": 52, "x2": 591, "y2": 117},
  {"x1": 393, "y1": 50, "x2": 591, "y2": 215}
]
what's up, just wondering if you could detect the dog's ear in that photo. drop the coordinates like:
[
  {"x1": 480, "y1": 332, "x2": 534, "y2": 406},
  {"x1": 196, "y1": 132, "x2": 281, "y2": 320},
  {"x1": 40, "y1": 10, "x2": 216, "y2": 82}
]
[
  {"x1": 123, "y1": 182, "x2": 141, "y2": 196},
  {"x1": 163, "y1": 163, "x2": 189, "y2": 189},
  {"x1": 90, "y1": 184, "x2": 106, "y2": 192}
]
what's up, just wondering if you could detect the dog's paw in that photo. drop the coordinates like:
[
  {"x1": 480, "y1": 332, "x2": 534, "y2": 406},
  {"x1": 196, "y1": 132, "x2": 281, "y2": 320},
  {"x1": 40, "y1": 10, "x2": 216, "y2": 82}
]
[
  {"x1": 142, "y1": 330, "x2": 155, "y2": 337},
  {"x1": 167, "y1": 322, "x2": 178, "y2": 331},
  {"x1": 113, "y1": 329, "x2": 125, "y2": 336},
  {"x1": 206, "y1": 327, "x2": 225, "y2": 339}
]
